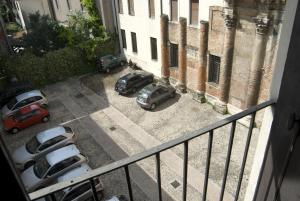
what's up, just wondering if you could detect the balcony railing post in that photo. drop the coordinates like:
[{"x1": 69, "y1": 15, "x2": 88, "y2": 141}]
[
  {"x1": 156, "y1": 153, "x2": 163, "y2": 201},
  {"x1": 124, "y1": 166, "x2": 134, "y2": 201},
  {"x1": 89, "y1": 178, "x2": 99, "y2": 201},
  {"x1": 182, "y1": 141, "x2": 189, "y2": 201},
  {"x1": 234, "y1": 113, "x2": 256, "y2": 201},
  {"x1": 219, "y1": 121, "x2": 236, "y2": 201},
  {"x1": 202, "y1": 131, "x2": 214, "y2": 201}
]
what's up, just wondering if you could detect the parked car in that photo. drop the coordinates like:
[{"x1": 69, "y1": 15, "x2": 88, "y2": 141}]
[
  {"x1": 115, "y1": 71, "x2": 154, "y2": 95},
  {"x1": 0, "y1": 81, "x2": 33, "y2": 107},
  {"x1": 98, "y1": 54, "x2": 126, "y2": 73},
  {"x1": 106, "y1": 195, "x2": 128, "y2": 201},
  {"x1": 136, "y1": 83, "x2": 176, "y2": 110},
  {"x1": 37, "y1": 163, "x2": 103, "y2": 201},
  {"x1": 1, "y1": 89, "x2": 48, "y2": 118},
  {"x1": 12, "y1": 126, "x2": 75, "y2": 170},
  {"x1": 21, "y1": 144, "x2": 87, "y2": 193},
  {"x1": 3, "y1": 104, "x2": 50, "y2": 134}
]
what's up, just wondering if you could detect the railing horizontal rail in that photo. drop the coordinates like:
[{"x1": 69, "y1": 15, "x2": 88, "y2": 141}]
[{"x1": 29, "y1": 99, "x2": 275, "y2": 200}]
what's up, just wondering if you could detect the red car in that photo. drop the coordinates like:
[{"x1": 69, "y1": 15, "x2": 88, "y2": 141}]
[{"x1": 3, "y1": 104, "x2": 50, "y2": 134}]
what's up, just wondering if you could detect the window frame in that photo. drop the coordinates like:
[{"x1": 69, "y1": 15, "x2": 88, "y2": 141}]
[
  {"x1": 128, "y1": 0, "x2": 135, "y2": 16},
  {"x1": 190, "y1": 0, "x2": 199, "y2": 25},
  {"x1": 121, "y1": 29, "x2": 127, "y2": 49},
  {"x1": 118, "y1": 0, "x2": 123, "y2": 14},
  {"x1": 170, "y1": 0, "x2": 178, "y2": 22},
  {"x1": 148, "y1": 0, "x2": 155, "y2": 18},
  {"x1": 150, "y1": 37, "x2": 158, "y2": 60},
  {"x1": 131, "y1": 32, "x2": 138, "y2": 53},
  {"x1": 208, "y1": 54, "x2": 221, "y2": 84}
]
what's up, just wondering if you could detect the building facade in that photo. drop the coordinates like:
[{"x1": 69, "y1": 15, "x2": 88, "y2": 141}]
[{"x1": 115, "y1": 0, "x2": 285, "y2": 114}]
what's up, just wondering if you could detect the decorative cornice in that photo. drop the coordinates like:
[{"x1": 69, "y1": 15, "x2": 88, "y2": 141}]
[
  {"x1": 253, "y1": 15, "x2": 270, "y2": 35},
  {"x1": 222, "y1": 8, "x2": 236, "y2": 29}
]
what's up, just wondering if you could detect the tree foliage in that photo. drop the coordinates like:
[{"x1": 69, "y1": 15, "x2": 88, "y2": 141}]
[{"x1": 23, "y1": 12, "x2": 66, "y2": 55}]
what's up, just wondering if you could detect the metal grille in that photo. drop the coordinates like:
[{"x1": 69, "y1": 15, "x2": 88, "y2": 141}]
[
  {"x1": 131, "y1": 32, "x2": 137, "y2": 53},
  {"x1": 150, "y1": 37, "x2": 157, "y2": 60},
  {"x1": 28, "y1": 101, "x2": 275, "y2": 201},
  {"x1": 208, "y1": 54, "x2": 221, "y2": 84},
  {"x1": 169, "y1": 43, "x2": 178, "y2": 67}
]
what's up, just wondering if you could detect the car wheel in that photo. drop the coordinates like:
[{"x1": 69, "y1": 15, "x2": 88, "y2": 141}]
[
  {"x1": 150, "y1": 103, "x2": 156, "y2": 110},
  {"x1": 11, "y1": 128, "x2": 19, "y2": 134},
  {"x1": 42, "y1": 115, "x2": 50, "y2": 123},
  {"x1": 170, "y1": 91, "x2": 176, "y2": 98},
  {"x1": 24, "y1": 161, "x2": 35, "y2": 170}
]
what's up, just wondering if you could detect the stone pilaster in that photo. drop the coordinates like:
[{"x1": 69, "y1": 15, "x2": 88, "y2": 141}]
[
  {"x1": 160, "y1": 14, "x2": 170, "y2": 84},
  {"x1": 215, "y1": 8, "x2": 236, "y2": 114},
  {"x1": 176, "y1": 17, "x2": 187, "y2": 93},
  {"x1": 245, "y1": 15, "x2": 270, "y2": 108},
  {"x1": 194, "y1": 20, "x2": 208, "y2": 103}
]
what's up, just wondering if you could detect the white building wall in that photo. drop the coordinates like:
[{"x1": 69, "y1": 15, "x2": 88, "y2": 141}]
[
  {"x1": 118, "y1": 0, "x2": 162, "y2": 77},
  {"x1": 18, "y1": 0, "x2": 51, "y2": 20},
  {"x1": 52, "y1": 0, "x2": 83, "y2": 22},
  {"x1": 118, "y1": 0, "x2": 224, "y2": 78}
]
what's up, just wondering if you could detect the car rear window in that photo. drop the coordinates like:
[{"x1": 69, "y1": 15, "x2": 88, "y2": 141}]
[
  {"x1": 7, "y1": 98, "x2": 17, "y2": 109},
  {"x1": 26, "y1": 136, "x2": 41, "y2": 154},
  {"x1": 64, "y1": 126, "x2": 72, "y2": 133}
]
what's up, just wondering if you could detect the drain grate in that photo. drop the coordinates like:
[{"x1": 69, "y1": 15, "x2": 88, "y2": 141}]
[
  {"x1": 75, "y1": 93, "x2": 84, "y2": 99},
  {"x1": 170, "y1": 180, "x2": 181, "y2": 189},
  {"x1": 109, "y1": 126, "x2": 116, "y2": 131}
]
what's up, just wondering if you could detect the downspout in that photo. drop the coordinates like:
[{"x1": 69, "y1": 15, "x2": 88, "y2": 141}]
[{"x1": 47, "y1": 0, "x2": 57, "y2": 21}]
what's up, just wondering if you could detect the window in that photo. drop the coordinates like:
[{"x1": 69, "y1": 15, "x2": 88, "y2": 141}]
[
  {"x1": 150, "y1": 37, "x2": 157, "y2": 60},
  {"x1": 131, "y1": 32, "x2": 137, "y2": 53},
  {"x1": 54, "y1": 0, "x2": 59, "y2": 9},
  {"x1": 66, "y1": 0, "x2": 71, "y2": 10},
  {"x1": 121, "y1": 29, "x2": 127, "y2": 49},
  {"x1": 149, "y1": 0, "x2": 155, "y2": 18},
  {"x1": 190, "y1": 0, "x2": 199, "y2": 25},
  {"x1": 128, "y1": 0, "x2": 134, "y2": 15},
  {"x1": 38, "y1": 136, "x2": 67, "y2": 151},
  {"x1": 208, "y1": 55, "x2": 221, "y2": 84},
  {"x1": 118, "y1": 0, "x2": 123, "y2": 13},
  {"x1": 170, "y1": 0, "x2": 178, "y2": 21},
  {"x1": 169, "y1": 43, "x2": 178, "y2": 67}
]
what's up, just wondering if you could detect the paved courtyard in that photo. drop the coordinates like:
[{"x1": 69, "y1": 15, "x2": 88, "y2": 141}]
[{"x1": 1, "y1": 66, "x2": 266, "y2": 201}]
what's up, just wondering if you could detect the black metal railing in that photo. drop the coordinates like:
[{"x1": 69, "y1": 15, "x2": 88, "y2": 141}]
[{"x1": 28, "y1": 100, "x2": 275, "y2": 201}]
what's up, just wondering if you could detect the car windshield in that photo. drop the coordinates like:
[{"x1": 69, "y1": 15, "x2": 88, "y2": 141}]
[
  {"x1": 53, "y1": 190, "x2": 65, "y2": 200},
  {"x1": 7, "y1": 98, "x2": 17, "y2": 109},
  {"x1": 139, "y1": 89, "x2": 150, "y2": 98},
  {"x1": 25, "y1": 136, "x2": 41, "y2": 154},
  {"x1": 34, "y1": 157, "x2": 50, "y2": 178},
  {"x1": 117, "y1": 79, "x2": 127, "y2": 86}
]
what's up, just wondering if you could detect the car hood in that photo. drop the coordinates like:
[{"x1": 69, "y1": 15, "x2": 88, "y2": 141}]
[
  {"x1": 12, "y1": 145, "x2": 33, "y2": 165},
  {"x1": 21, "y1": 166, "x2": 41, "y2": 192},
  {"x1": 1, "y1": 105, "x2": 10, "y2": 116}
]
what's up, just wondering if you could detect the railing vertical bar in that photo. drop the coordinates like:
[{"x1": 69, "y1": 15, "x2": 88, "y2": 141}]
[
  {"x1": 156, "y1": 153, "x2": 163, "y2": 201},
  {"x1": 124, "y1": 166, "x2": 134, "y2": 201},
  {"x1": 202, "y1": 130, "x2": 214, "y2": 201},
  {"x1": 182, "y1": 141, "x2": 189, "y2": 201},
  {"x1": 234, "y1": 113, "x2": 256, "y2": 201},
  {"x1": 50, "y1": 193, "x2": 56, "y2": 201},
  {"x1": 89, "y1": 178, "x2": 99, "y2": 201},
  {"x1": 219, "y1": 121, "x2": 236, "y2": 201}
]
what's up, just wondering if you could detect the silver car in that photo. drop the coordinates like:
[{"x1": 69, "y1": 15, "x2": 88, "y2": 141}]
[
  {"x1": 21, "y1": 144, "x2": 87, "y2": 193},
  {"x1": 2, "y1": 90, "x2": 48, "y2": 118},
  {"x1": 136, "y1": 83, "x2": 176, "y2": 110},
  {"x1": 12, "y1": 126, "x2": 76, "y2": 170},
  {"x1": 37, "y1": 163, "x2": 104, "y2": 201}
]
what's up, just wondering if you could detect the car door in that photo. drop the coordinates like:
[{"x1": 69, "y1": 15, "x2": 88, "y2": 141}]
[
  {"x1": 158, "y1": 87, "x2": 170, "y2": 101},
  {"x1": 17, "y1": 111, "x2": 36, "y2": 129},
  {"x1": 150, "y1": 90, "x2": 160, "y2": 104}
]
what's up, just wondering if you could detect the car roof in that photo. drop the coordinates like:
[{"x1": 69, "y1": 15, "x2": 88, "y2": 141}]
[
  {"x1": 120, "y1": 73, "x2": 137, "y2": 80},
  {"x1": 36, "y1": 126, "x2": 67, "y2": 143},
  {"x1": 16, "y1": 90, "x2": 43, "y2": 101},
  {"x1": 57, "y1": 163, "x2": 91, "y2": 183},
  {"x1": 46, "y1": 144, "x2": 80, "y2": 166},
  {"x1": 142, "y1": 83, "x2": 160, "y2": 92}
]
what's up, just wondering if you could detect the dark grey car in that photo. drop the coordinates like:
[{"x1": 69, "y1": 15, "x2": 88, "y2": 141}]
[{"x1": 136, "y1": 83, "x2": 176, "y2": 110}]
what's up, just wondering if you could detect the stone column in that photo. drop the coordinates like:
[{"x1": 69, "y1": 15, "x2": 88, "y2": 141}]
[
  {"x1": 195, "y1": 20, "x2": 208, "y2": 103},
  {"x1": 160, "y1": 14, "x2": 170, "y2": 84},
  {"x1": 245, "y1": 16, "x2": 270, "y2": 108},
  {"x1": 176, "y1": 17, "x2": 187, "y2": 93},
  {"x1": 215, "y1": 8, "x2": 236, "y2": 114}
]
